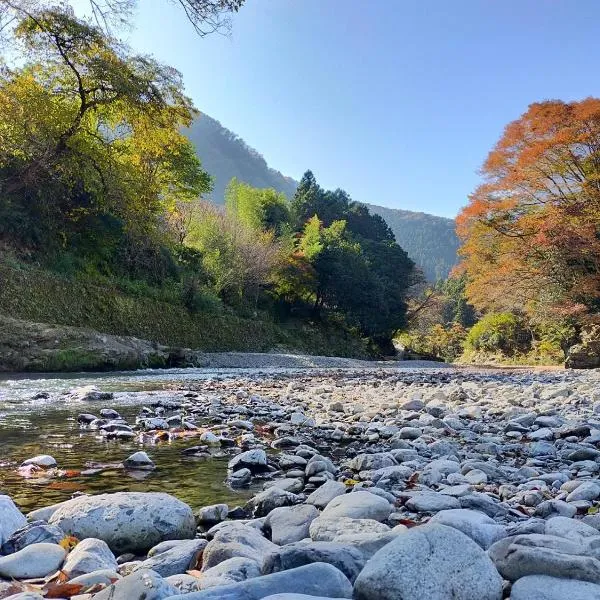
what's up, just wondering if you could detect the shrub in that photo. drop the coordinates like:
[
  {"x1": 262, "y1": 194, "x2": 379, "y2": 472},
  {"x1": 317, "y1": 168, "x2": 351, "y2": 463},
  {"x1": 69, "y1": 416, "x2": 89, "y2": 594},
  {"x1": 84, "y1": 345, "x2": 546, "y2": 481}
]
[{"x1": 466, "y1": 312, "x2": 530, "y2": 355}]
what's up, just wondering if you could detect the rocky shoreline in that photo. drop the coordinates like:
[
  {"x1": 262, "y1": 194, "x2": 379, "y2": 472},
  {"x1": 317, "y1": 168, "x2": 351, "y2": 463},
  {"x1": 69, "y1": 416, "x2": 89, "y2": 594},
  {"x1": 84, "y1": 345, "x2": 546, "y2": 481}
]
[{"x1": 2, "y1": 367, "x2": 600, "y2": 599}]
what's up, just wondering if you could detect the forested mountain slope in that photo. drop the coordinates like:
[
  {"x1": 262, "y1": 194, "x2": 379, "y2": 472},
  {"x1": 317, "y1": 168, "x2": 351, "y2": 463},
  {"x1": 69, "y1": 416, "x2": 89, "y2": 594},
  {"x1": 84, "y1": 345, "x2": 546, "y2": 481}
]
[
  {"x1": 184, "y1": 114, "x2": 297, "y2": 203},
  {"x1": 365, "y1": 204, "x2": 460, "y2": 281},
  {"x1": 187, "y1": 113, "x2": 460, "y2": 281}
]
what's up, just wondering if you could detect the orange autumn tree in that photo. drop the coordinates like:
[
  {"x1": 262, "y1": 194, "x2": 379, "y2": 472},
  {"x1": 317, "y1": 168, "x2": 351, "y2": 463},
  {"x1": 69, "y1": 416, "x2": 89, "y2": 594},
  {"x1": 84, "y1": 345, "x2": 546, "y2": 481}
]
[{"x1": 457, "y1": 98, "x2": 600, "y2": 323}]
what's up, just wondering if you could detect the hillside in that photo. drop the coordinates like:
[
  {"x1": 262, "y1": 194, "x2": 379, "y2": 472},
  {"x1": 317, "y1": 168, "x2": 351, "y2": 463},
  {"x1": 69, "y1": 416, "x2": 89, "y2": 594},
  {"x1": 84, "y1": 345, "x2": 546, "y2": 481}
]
[
  {"x1": 186, "y1": 112, "x2": 460, "y2": 281},
  {"x1": 365, "y1": 204, "x2": 460, "y2": 282},
  {"x1": 184, "y1": 114, "x2": 298, "y2": 203}
]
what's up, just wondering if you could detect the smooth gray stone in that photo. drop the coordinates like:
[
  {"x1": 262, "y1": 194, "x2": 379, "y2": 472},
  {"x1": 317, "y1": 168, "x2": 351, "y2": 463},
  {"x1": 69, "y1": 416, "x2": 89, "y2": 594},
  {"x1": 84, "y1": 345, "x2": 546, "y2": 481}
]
[
  {"x1": 545, "y1": 516, "x2": 600, "y2": 544},
  {"x1": 249, "y1": 488, "x2": 300, "y2": 517},
  {"x1": 430, "y1": 509, "x2": 507, "y2": 549},
  {"x1": 49, "y1": 492, "x2": 195, "y2": 554},
  {"x1": 69, "y1": 569, "x2": 121, "y2": 587},
  {"x1": 0, "y1": 543, "x2": 66, "y2": 578},
  {"x1": 201, "y1": 556, "x2": 261, "y2": 587},
  {"x1": 567, "y1": 482, "x2": 600, "y2": 502},
  {"x1": 62, "y1": 537, "x2": 118, "y2": 577},
  {"x1": 354, "y1": 524, "x2": 502, "y2": 600},
  {"x1": 309, "y1": 517, "x2": 390, "y2": 541},
  {"x1": 136, "y1": 539, "x2": 207, "y2": 576},
  {"x1": 263, "y1": 541, "x2": 365, "y2": 583},
  {"x1": 321, "y1": 491, "x2": 391, "y2": 521},
  {"x1": 92, "y1": 568, "x2": 179, "y2": 600},
  {"x1": 333, "y1": 530, "x2": 406, "y2": 560},
  {"x1": 265, "y1": 504, "x2": 319, "y2": 545},
  {"x1": 229, "y1": 449, "x2": 268, "y2": 473},
  {"x1": 488, "y1": 534, "x2": 600, "y2": 583},
  {"x1": 167, "y1": 562, "x2": 353, "y2": 600},
  {"x1": 0, "y1": 496, "x2": 27, "y2": 546},
  {"x1": 0, "y1": 520, "x2": 64, "y2": 554},
  {"x1": 165, "y1": 573, "x2": 202, "y2": 593},
  {"x1": 1, "y1": 594, "x2": 46, "y2": 600},
  {"x1": 350, "y1": 453, "x2": 396, "y2": 472},
  {"x1": 201, "y1": 523, "x2": 277, "y2": 571},
  {"x1": 510, "y1": 574, "x2": 600, "y2": 599},
  {"x1": 306, "y1": 481, "x2": 346, "y2": 509},
  {"x1": 405, "y1": 492, "x2": 460, "y2": 513},
  {"x1": 196, "y1": 503, "x2": 229, "y2": 524}
]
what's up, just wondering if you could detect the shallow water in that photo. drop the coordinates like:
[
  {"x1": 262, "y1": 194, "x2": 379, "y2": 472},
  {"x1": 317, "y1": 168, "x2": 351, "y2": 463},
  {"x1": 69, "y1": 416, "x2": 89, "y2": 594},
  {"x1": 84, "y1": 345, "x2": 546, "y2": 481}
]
[{"x1": 0, "y1": 368, "x2": 294, "y2": 512}]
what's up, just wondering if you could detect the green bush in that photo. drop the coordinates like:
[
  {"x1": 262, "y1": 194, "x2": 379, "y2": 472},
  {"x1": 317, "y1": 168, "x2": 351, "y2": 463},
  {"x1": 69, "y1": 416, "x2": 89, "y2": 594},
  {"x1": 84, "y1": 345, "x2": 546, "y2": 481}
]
[{"x1": 465, "y1": 312, "x2": 530, "y2": 355}]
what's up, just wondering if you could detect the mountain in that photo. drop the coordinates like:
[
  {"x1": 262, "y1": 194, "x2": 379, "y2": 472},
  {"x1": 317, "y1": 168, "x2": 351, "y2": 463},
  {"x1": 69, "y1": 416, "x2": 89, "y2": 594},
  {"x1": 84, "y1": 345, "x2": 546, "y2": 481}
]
[
  {"x1": 365, "y1": 204, "x2": 460, "y2": 282},
  {"x1": 186, "y1": 112, "x2": 460, "y2": 281},
  {"x1": 184, "y1": 114, "x2": 297, "y2": 203}
]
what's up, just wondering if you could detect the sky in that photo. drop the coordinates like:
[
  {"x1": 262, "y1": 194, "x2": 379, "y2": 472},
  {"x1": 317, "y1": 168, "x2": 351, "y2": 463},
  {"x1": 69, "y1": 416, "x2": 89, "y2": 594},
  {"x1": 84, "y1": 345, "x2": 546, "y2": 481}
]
[{"x1": 93, "y1": 1, "x2": 600, "y2": 218}]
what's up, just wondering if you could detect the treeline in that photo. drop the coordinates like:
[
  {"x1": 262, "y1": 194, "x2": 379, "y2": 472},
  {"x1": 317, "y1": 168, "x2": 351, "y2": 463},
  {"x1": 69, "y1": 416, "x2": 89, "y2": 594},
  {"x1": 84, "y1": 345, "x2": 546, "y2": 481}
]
[
  {"x1": 402, "y1": 98, "x2": 600, "y2": 365},
  {"x1": 0, "y1": 4, "x2": 417, "y2": 354}
]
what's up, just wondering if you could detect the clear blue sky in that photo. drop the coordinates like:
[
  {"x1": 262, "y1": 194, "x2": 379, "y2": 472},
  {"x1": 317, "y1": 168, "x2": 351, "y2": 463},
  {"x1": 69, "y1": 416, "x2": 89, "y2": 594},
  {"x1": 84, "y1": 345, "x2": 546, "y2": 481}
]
[{"x1": 116, "y1": 1, "x2": 599, "y2": 218}]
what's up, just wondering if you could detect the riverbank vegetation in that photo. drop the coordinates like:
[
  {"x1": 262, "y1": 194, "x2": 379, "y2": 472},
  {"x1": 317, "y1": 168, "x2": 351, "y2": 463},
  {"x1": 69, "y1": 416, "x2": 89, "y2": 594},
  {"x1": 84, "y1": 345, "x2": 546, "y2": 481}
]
[
  {"x1": 0, "y1": 2, "x2": 416, "y2": 360},
  {"x1": 401, "y1": 99, "x2": 600, "y2": 366}
]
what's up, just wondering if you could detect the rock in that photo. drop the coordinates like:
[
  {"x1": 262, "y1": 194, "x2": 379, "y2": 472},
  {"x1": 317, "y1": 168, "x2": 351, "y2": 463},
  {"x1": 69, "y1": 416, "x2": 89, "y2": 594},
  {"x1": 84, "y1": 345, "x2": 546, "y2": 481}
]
[
  {"x1": 350, "y1": 453, "x2": 396, "y2": 472},
  {"x1": 229, "y1": 468, "x2": 252, "y2": 487},
  {"x1": 123, "y1": 451, "x2": 155, "y2": 470},
  {"x1": 0, "y1": 520, "x2": 64, "y2": 554},
  {"x1": 229, "y1": 449, "x2": 268, "y2": 473},
  {"x1": 544, "y1": 516, "x2": 600, "y2": 544},
  {"x1": 249, "y1": 488, "x2": 299, "y2": 517},
  {"x1": 166, "y1": 573, "x2": 202, "y2": 593},
  {"x1": 69, "y1": 385, "x2": 113, "y2": 402},
  {"x1": 266, "y1": 478, "x2": 305, "y2": 494},
  {"x1": 488, "y1": 534, "x2": 600, "y2": 583},
  {"x1": 62, "y1": 538, "x2": 118, "y2": 578},
  {"x1": 200, "y1": 556, "x2": 262, "y2": 588},
  {"x1": 167, "y1": 562, "x2": 353, "y2": 600},
  {"x1": 262, "y1": 596, "x2": 350, "y2": 600},
  {"x1": 263, "y1": 541, "x2": 366, "y2": 583},
  {"x1": 430, "y1": 509, "x2": 507, "y2": 549},
  {"x1": 566, "y1": 325, "x2": 600, "y2": 369},
  {"x1": 27, "y1": 498, "x2": 73, "y2": 523},
  {"x1": 92, "y1": 568, "x2": 179, "y2": 600},
  {"x1": 0, "y1": 495, "x2": 27, "y2": 546},
  {"x1": 137, "y1": 539, "x2": 207, "y2": 577},
  {"x1": 354, "y1": 523, "x2": 503, "y2": 600},
  {"x1": 0, "y1": 543, "x2": 67, "y2": 578},
  {"x1": 201, "y1": 523, "x2": 278, "y2": 571},
  {"x1": 405, "y1": 492, "x2": 461, "y2": 513},
  {"x1": 566, "y1": 481, "x2": 600, "y2": 502},
  {"x1": 510, "y1": 574, "x2": 600, "y2": 599},
  {"x1": 321, "y1": 491, "x2": 391, "y2": 522},
  {"x1": 69, "y1": 569, "x2": 121, "y2": 587},
  {"x1": 21, "y1": 454, "x2": 57, "y2": 468},
  {"x1": 0, "y1": 593, "x2": 45, "y2": 600},
  {"x1": 306, "y1": 481, "x2": 346, "y2": 509},
  {"x1": 265, "y1": 504, "x2": 319, "y2": 545},
  {"x1": 197, "y1": 504, "x2": 229, "y2": 525},
  {"x1": 309, "y1": 517, "x2": 391, "y2": 541},
  {"x1": 49, "y1": 492, "x2": 196, "y2": 554},
  {"x1": 333, "y1": 530, "x2": 406, "y2": 559}
]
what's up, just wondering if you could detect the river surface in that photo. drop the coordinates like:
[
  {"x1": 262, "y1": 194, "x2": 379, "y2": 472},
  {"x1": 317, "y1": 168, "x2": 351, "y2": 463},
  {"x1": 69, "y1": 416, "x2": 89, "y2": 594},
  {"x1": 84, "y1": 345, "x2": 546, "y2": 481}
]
[{"x1": 0, "y1": 367, "x2": 311, "y2": 513}]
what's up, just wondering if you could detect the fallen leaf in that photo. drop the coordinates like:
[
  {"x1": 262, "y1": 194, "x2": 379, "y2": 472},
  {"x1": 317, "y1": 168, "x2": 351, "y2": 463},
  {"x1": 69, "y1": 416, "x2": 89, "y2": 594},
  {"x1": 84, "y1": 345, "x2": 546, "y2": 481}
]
[{"x1": 43, "y1": 582, "x2": 84, "y2": 598}]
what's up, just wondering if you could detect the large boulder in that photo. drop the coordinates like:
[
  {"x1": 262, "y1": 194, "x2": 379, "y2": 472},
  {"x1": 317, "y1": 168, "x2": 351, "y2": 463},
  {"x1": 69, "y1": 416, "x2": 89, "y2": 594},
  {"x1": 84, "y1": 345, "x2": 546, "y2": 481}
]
[
  {"x1": 48, "y1": 492, "x2": 195, "y2": 554},
  {"x1": 92, "y1": 568, "x2": 179, "y2": 600},
  {"x1": 430, "y1": 509, "x2": 507, "y2": 549},
  {"x1": 201, "y1": 523, "x2": 278, "y2": 571},
  {"x1": 488, "y1": 534, "x2": 600, "y2": 583},
  {"x1": 309, "y1": 517, "x2": 391, "y2": 542},
  {"x1": 167, "y1": 562, "x2": 353, "y2": 600},
  {"x1": 0, "y1": 543, "x2": 66, "y2": 579},
  {"x1": 354, "y1": 523, "x2": 503, "y2": 600},
  {"x1": 262, "y1": 541, "x2": 366, "y2": 583},
  {"x1": 566, "y1": 326, "x2": 600, "y2": 369},
  {"x1": 265, "y1": 505, "x2": 319, "y2": 545},
  {"x1": 321, "y1": 491, "x2": 391, "y2": 522},
  {"x1": 510, "y1": 575, "x2": 600, "y2": 599},
  {"x1": 0, "y1": 496, "x2": 27, "y2": 546},
  {"x1": 306, "y1": 481, "x2": 346, "y2": 510},
  {"x1": 136, "y1": 539, "x2": 207, "y2": 577},
  {"x1": 0, "y1": 520, "x2": 64, "y2": 554},
  {"x1": 62, "y1": 538, "x2": 118, "y2": 578}
]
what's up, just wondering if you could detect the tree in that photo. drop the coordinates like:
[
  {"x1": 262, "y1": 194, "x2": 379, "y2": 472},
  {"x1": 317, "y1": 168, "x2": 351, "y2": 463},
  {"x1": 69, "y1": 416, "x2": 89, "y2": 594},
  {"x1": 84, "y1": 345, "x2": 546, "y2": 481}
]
[
  {"x1": 0, "y1": 0, "x2": 245, "y2": 40},
  {"x1": 0, "y1": 7, "x2": 210, "y2": 269},
  {"x1": 225, "y1": 178, "x2": 290, "y2": 235},
  {"x1": 457, "y1": 99, "x2": 600, "y2": 322}
]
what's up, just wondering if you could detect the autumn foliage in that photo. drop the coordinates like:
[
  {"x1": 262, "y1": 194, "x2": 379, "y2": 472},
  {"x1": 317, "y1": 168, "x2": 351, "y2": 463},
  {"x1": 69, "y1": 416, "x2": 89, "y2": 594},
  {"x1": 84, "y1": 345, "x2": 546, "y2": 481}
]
[{"x1": 457, "y1": 99, "x2": 600, "y2": 322}]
